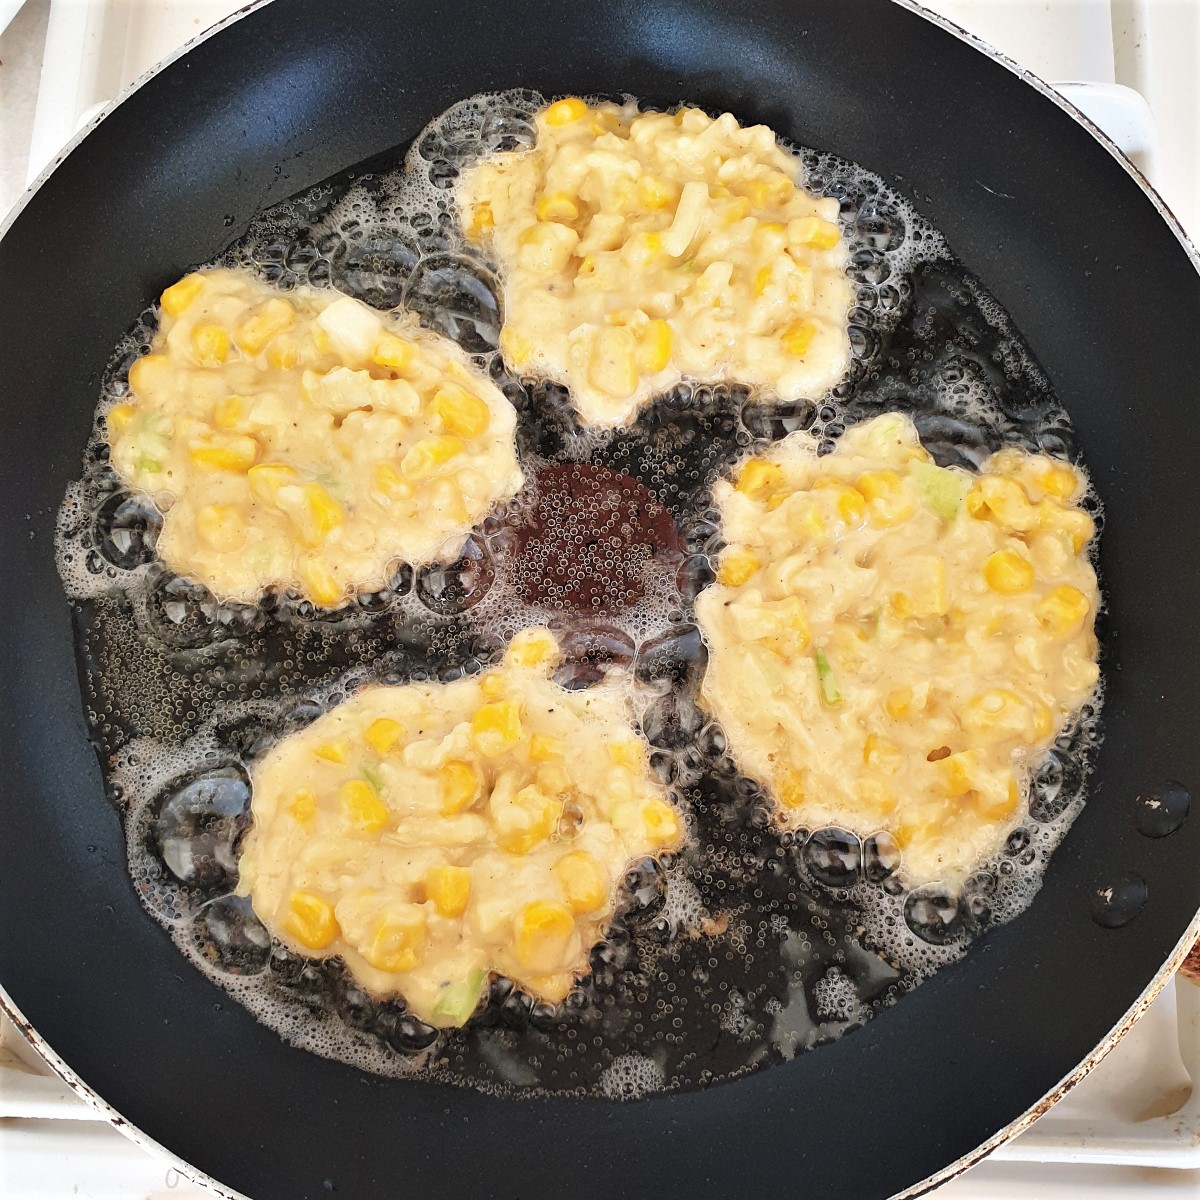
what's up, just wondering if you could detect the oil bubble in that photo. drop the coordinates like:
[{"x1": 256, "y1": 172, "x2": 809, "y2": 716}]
[{"x1": 1134, "y1": 782, "x2": 1190, "y2": 838}]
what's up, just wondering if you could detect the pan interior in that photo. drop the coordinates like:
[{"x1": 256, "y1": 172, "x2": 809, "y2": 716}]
[{"x1": 53, "y1": 90, "x2": 1103, "y2": 1098}]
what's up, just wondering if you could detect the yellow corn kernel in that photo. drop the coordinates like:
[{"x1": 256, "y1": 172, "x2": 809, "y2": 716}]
[
  {"x1": 777, "y1": 771, "x2": 806, "y2": 810},
  {"x1": 372, "y1": 461, "x2": 411, "y2": 501},
  {"x1": 863, "y1": 733, "x2": 903, "y2": 774},
  {"x1": 885, "y1": 687, "x2": 914, "y2": 720},
  {"x1": 722, "y1": 196, "x2": 753, "y2": 225},
  {"x1": 479, "y1": 673, "x2": 507, "y2": 700},
  {"x1": 314, "y1": 739, "x2": 349, "y2": 764},
  {"x1": 127, "y1": 353, "x2": 171, "y2": 397},
  {"x1": 400, "y1": 435, "x2": 465, "y2": 480},
  {"x1": 544, "y1": 97, "x2": 588, "y2": 126},
  {"x1": 213, "y1": 395, "x2": 244, "y2": 430},
  {"x1": 834, "y1": 485, "x2": 867, "y2": 527},
  {"x1": 535, "y1": 192, "x2": 580, "y2": 223},
  {"x1": 623, "y1": 230, "x2": 663, "y2": 268},
  {"x1": 780, "y1": 319, "x2": 817, "y2": 357},
  {"x1": 106, "y1": 403, "x2": 137, "y2": 435},
  {"x1": 296, "y1": 554, "x2": 340, "y2": 604},
  {"x1": 500, "y1": 324, "x2": 534, "y2": 367},
  {"x1": 299, "y1": 483, "x2": 345, "y2": 544},
  {"x1": 637, "y1": 319, "x2": 673, "y2": 374},
  {"x1": 339, "y1": 778, "x2": 390, "y2": 833},
  {"x1": 961, "y1": 689, "x2": 1031, "y2": 741},
  {"x1": 855, "y1": 469, "x2": 902, "y2": 502},
  {"x1": 471, "y1": 701, "x2": 524, "y2": 757},
  {"x1": 266, "y1": 337, "x2": 299, "y2": 370},
  {"x1": 937, "y1": 751, "x2": 977, "y2": 797},
  {"x1": 371, "y1": 332, "x2": 416, "y2": 372},
  {"x1": 790, "y1": 215, "x2": 841, "y2": 249},
  {"x1": 513, "y1": 900, "x2": 575, "y2": 973},
  {"x1": 753, "y1": 264, "x2": 775, "y2": 296},
  {"x1": 965, "y1": 475, "x2": 1037, "y2": 531},
  {"x1": 363, "y1": 906, "x2": 427, "y2": 973},
  {"x1": 718, "y1": 545, "x2": 760, "y2": 587},
  {"x1": 984, "y1": 549, "x2": 1035, "y2": 595},
  {"x1": 189, "y1": 435, "x2": 258, "y2": 472},
  {"x1": 191, "y1": 322, "x2": 230, "y2": 368},
  {"x1": 503, "y1": 627, "x2": 559, "y2": 670},
  {"x1": 1037, "y1": 585, "x2": 1091, "y2": 636},
  {"x1": 439, "y1": 760, "x2": 484, "y2": 816},
  {"x1": 736, "y1": 458, "x2": 785, "y2": 497},
  {"x1": 1049, "y1": 506, "x2": 1095, "y2": 553},
  {"x1": 636, "y1": 174, "x2": 676, "y2": 210},
  {"x1": 529, "y1": 733, "x2": 565, "y2": 762},
  {"x1": 743, "y1": 174, "x2": 794, "y2": 208},
  {"x1": 642, "y1": 797, "x2": 681, "y2": 847},
  {"x1": 237, "y1": 298, "x2": 295, "y2": 354},
  {"x1": 430, "y1": 384, "x2": 490, "y2": 440},
  {"x1": 282, "y1": 891, "x2": 338, "y2": 951},
  {"x1": 768, "y1": 596, "x2": 812, "y2": 657},
  {"x1": 494, "y1": 784, "x2": 559, "y2": 854},
  {"x1": 536, "y1": 762, "x2": 571, "y2": 798},
  {"x1": 160, "y1": 273, "x2": 205, "y2": 317},
  {"x1": 1037, "y1": 461, "x2": 1079, "y2": 499},
  {"x1": 553, "y1": 851, "x2": 609, "y2": 915},
  {"x1": 752, "y1": 221, "x2": 789, "y2": 255},
  {"x1": 365, "y1": 717, "x2": 406, "y2": 755},
  {"x1": 975, "y1": 774, "x2": 1022, "y2": 821},
  {"x1": 1033, "y1": 701, "x2": 1054, "y2": 740},
  {"x1": 247, "y1": 462, "x2": 299, "y2": 501},
  {"x1": 195, "y1": 504, "x2": 245, "y2": 552},
  {"x1": 288, "y1": 788, "x2": 317, "y2": 827},
  {"x1": 589, "y1": 326, "x2": 638, "y2": 398},
  {"x1": 467, "y1": 202, "x2": 495, "y2": 238},
  {"x1": 425, "y1": 865, "x2": 471, "y2": 918},
  {"x1": 607, "y1": 739, "x2": 644, "y2": 770}
]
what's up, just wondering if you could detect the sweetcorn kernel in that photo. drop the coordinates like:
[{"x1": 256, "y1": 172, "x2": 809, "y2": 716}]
[
  {"x1": 937, "y1": 751, "x2": 977, "y2": 797},
  {"x1": 503, "y1": 627, "x2": 560, "y2": 670},
  {"x1": 372, "y1": 461, "x2": 411, "y2": 500},
  {"x1": 430, "y1": 385, "x2": 490, "y2": 439},
  {"x1": 191, "y1": 322, "x2": 230, "y2": 367},
  {"x1": 288, "y1": 788, "x2": 317, "y2": 827},
  {"x1": 790, "y1": 215, "x2": 841, "y2": 249},
  {"x1": 362, "y1": 905, "x2": 427, "y2": 973},
  {"x1": 536, "y1": 192, "x2": 580, "y2": 223},
  {"x1": 736, "y1": 458, "x2": 785, "y2": 497},
  {"x1": 160, "y1": 274, "x2": 205, "y2": 316},
  {"x1": 237, "y1": 298, "x2": 295, "y2": 354},
  {"x1": 544, "y1": 97, "x2": 588, "y2": 126},
  {"x1": 513, "y1": 900, "x2": 576, "y2": 973},
  {"x1": 400, "y1": 435, "x2": 465, "y2": 479},
  {"x1": 105, "y1": 403, "x2": 137, "y2": 434},
  {"x1": 371, "y1": 332, "x2": 416, "y2": 372},
  {"x1": 282, "y1": 891, "x2": 337, "y2": 951},
  {"x1": 984, "y1": 549, "x2": 1035, "y2": 595},
  {"x1": 365, "y1": 717, "x2": 406, "y2": 755},
  {"x1": 127, "y1": 353, "x2": 171, "y2": 396},
  {"x1": 439, "y1": 760, "x2": 484, "y2": 815},
  {"x1": 639, "y1": 797, "x2": 681, "y2": 847},
  {"x1": 425, "y1": 865, "x2": 471, "y2": 918},
  {"x1": 637, "y1": 319, "x2": 673, "y2": 374},
  {"x1": 471, "y1": 701, "x2": 524, "y2": 757},
  {"x1": 553, "y1": 851, "x2": 609, "y2": 914},
  {"x1": 1037, "y1": 461, "x2": 1079, "y2": 499},
  {"x1": 298, "y1": 554, "x2": 343, "y2": 607},
  {"x1": 339, "y1": 778, "x2": 390, "y2": 833},
  {"x1": 636, "y1": 174, "x2": 676, "y2": 210},
  {"x1": 190, "y1": 435, "x2": 258, "y2": 472},
  {"x1": 213, "y1": 395, "x2": 244, "y2": 430},
  {"x1": 607, "y1": 740, "x2": 644, "y2": 770},
  {"x1": 493, "y1": 784, "x2": 559, "y2": 854},
  {"x1": 313, "y1": 740, "x2": 349, "y2": 764},
  {"x1": 1037, "y1": 585, "x2": 1090, "y2": 636},
  {"x1": 529, "y1": 733, "x2": 566, "y2": 762},
  {"x1": 780, "y1": 319, "x2": 817, "y2": 357},
  {"x1": 718, "y1": 546, "x2": 760, "y2": 587}
]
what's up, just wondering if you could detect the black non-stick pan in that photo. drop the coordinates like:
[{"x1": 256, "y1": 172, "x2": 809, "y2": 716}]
[{"x1": 2, "y1": 1, "x2": 1199, "y2": 1197}]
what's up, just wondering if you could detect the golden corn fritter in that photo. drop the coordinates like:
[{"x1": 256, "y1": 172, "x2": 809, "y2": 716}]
[
  {"x1": 695, "y1": 414, "x2": 1100, "y2": 884},
  {"x1": 236, "y1": 629, "x2": 683, "y2": 1027},
  {"x1": 106, "y1": 268, "x2": 523, "y2": 604},
  {"x1": 459, "y1": 98, "x2": 853, "y2": 427}
]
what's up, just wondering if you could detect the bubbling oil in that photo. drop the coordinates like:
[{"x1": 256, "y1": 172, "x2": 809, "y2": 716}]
[{"x1": 54, "y1": 89, "x2": 1103, "y2": 1097}]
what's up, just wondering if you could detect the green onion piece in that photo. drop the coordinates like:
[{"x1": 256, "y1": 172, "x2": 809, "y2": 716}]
[
  {"x1": 360, "y1": 763, "x2": 384, "y2": 793},
  {"x1": 432, "y1": 969, "x2": 486, "y2": 1026},
  {"x1": 911, "y1": 461, "x2": 970, "y2": 521},
  {"x1": 136, "y1": 454, "x2": 163, "y2": 474},
  {"x1": 814, "y1": 647, "x2": 841, "y2": 706}
]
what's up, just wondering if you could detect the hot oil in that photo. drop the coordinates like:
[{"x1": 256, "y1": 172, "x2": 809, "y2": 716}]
[{"x1": 54, "y1": 90, "x2": 1104, "y2": 1096}]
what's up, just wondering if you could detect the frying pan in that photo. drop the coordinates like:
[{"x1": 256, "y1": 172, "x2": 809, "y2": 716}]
[{"x1": 2, "y1": 0, "x2": 1199, "y2": 1197}]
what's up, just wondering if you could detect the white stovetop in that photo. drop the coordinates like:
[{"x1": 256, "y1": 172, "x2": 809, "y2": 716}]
[{"x1": 0, "y1": 1, "x2": 1198, "y2": 1197}]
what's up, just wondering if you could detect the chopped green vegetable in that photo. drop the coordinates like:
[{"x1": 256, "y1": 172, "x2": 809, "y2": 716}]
[
  {"x1": 360, "y1": 763, "x2": 385, "y2": 793},
  {"x1": 814, "y1": 647, "x2": 841, "y2": 706},
  {"x1": 136, "y1": 454, "x2": 163, "y2": 474},
  {"x1": 911, "y1": 461, "x2": 970, "y2": 521},
  {"x1": 432, "y1": 969, "x2": 486, "y2": 1026},
  {"x1": 680, "y1": 257, "x2": 698, "y2": 271}
]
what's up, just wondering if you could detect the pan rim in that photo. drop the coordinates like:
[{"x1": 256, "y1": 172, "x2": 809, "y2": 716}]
[{"x1": 1, "y1": 1, "x2": 1198, "y2": 1198}]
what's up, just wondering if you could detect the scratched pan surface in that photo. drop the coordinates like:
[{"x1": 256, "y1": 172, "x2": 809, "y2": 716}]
[{"x1": 1, "y1": 1, "x2": 1199, "y2": 1197}]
